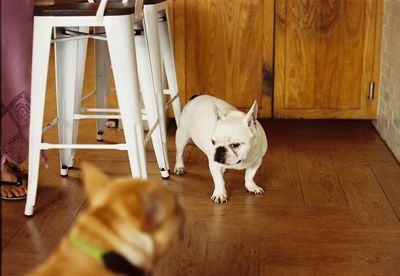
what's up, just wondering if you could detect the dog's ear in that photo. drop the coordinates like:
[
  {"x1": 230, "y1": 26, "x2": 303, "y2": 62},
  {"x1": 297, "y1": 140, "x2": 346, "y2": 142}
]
[
  {"x1": 140, "y1": 188, "x2": 165, "y2": 229},
  {"x1": 81, "y1": 162, "x2": 111, "y2": 205},
  {"x1": 138, "y1": 184, "x2": 175, "y2": 230},
  {"x1": 243, "y1": 101, "x2": 258, "y2": 134},
  {"x1": 213, "y1": 103, "x2": 226, "y2": 121}
]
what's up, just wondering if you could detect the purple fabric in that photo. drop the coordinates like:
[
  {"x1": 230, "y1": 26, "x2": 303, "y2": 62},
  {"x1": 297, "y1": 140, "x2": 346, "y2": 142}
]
[{"x1": 1, "y1": 0, "x2": 33, "y2": 165}]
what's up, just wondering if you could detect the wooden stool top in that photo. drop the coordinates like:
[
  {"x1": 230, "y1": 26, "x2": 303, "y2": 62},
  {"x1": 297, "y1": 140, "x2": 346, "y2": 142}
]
[
  {"x1": 143, "y1": 0, "x2": 166, "y2": 4},
  {"x1": 34, "y1": 1, "x2": 135, "y2": 16}
]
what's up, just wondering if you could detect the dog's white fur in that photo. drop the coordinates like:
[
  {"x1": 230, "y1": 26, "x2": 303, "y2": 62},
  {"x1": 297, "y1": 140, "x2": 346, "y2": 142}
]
[{"x1": 174, "y1": 95, "x2": 268, "y2": 203}]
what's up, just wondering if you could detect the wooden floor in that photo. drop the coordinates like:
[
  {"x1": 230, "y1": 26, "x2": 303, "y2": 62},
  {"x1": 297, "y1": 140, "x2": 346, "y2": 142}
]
[
  {"x1": 2, "y1": 45, "x2": 400, "y2": 275},
  {"x1": 2, "y1": 117, "x2": 400, "y2": 275}
]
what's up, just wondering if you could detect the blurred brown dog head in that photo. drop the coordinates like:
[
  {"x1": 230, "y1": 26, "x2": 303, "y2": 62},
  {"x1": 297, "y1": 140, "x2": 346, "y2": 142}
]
[{"x1": 81, "y1": 163, "x2": 184, "y2": 272}]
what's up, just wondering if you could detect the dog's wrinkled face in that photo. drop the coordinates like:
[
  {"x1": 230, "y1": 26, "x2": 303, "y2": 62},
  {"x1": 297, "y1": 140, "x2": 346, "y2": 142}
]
[
  {"x1": 211, "y1": 101, "x2": 258, "y2": 166},
  {"x1": 81, "y1": 163, "x2": 184, "y2": 270},
  {"x1": 211, "y1": 119, "x2": 252, "y2": 165}
]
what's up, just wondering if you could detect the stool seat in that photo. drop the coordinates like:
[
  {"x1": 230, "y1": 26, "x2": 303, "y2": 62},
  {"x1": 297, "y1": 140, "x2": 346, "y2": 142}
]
[
  {"x1": 143, "y1": 0, "x2": 166, "y2": 4},
  {"x1": 73, "y1": 0, "x2": 165, "y2": 4},
  {"x1": 34, "y1": 2, "x2": 134, "y2": 17}
]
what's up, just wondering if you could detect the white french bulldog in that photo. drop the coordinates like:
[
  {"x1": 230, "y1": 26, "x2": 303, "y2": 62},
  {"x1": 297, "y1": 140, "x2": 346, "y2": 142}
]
[{"x1": 174, "y1": 95, "x2": 268, "y2": 203}]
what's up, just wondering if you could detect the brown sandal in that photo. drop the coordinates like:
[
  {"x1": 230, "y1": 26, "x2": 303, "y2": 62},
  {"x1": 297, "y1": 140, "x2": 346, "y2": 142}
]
[
  {"x1": 1, "y1": 160, "x2": 27, "y2": 200},
  {"x1": 1, "y1": 180, "x2": 26, "y2": 200}
]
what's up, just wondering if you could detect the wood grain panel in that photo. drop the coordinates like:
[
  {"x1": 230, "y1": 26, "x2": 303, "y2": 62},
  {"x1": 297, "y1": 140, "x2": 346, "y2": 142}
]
[
  {"x1": 284, "y1": 0, "x2": 320, "y2": 109},
  {"x1": 173, "y1": 0, "x2": 273, "y2": 116},
  {"x1": 338, "y1": 0, "x2": 365, "y2": 109},
  {"x1": 185, "y1": 0, "x2": 221, "y2": 100},
  {"x1": 274, "y1": 0, "x2": 382, "y2": 118},
  {"x1": 172, "y1": 0, "x2": 186, "y2": 109},
  {"x1": 316, "y1": 0, "x2": 340, "y2": 109},
  {"x1": 260, "y1": 0, "x2": 274, "y2": 118}
]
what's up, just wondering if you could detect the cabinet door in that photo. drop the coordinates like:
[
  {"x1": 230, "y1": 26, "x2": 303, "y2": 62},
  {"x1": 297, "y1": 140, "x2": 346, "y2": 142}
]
[
  {"x1": 173, "y1": 0, "x2": 274, "y2": 117},
  {"x1": 274, "y1": 0, "x2": 382, "y2": 118}
]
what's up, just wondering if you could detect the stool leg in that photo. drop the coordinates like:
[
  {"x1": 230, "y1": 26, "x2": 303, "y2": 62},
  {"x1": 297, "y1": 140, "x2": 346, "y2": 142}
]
[
  {"x1": 25, "y1": 19, "x2": 52, "y2": 216},
  {"x1": 144, "y1": 5, "x2": 170, "y2": 172},
  {"x1": 94, "y1": 27, "x2": 111, "y2": 141},
  {"x1": 105, "y1": 16, "x2": 147, "y2": 179},
  {"x1": 54, "y1": 27, "x2": 88, "y2": 176},
  {"x1": 135, "y1": 26, "x2": 169, "y2": 179},
  {"x1": 157, "y1": 8, "x2": 181, "y2": 126},
  {"x1": 71, "y1": 26, "x2": 90, "y2": 167}
]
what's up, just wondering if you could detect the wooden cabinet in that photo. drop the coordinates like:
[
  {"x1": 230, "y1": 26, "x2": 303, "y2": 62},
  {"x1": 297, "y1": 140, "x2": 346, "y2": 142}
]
[
  {"x1": 274, "y1": 0, "x2": 383, "y2": 119},
  {"x1": 170, "y1": 0, "x2": 382, "y2": 119}
]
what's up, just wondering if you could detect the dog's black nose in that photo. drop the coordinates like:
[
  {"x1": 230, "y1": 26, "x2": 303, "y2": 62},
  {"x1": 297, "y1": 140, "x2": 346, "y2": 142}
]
[{"x1": 214, "y1": 146, "x2": 226, "y2": 164}]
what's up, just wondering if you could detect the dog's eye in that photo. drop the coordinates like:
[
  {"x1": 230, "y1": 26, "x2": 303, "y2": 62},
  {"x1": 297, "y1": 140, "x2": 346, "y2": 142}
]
[
  {"x1": 230, "y1": 143, "x2": 241, "y2": 148},
  {"x1": 211, "y1": 139, "x2": 216, "y2": 145}
]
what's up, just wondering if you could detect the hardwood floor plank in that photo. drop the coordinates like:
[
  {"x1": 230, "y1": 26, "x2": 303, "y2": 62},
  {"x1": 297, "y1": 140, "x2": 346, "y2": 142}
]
[
  {"x1": 154, "y1": 221, "x2": 208, "y2": 276},
  {"x1": 261, "y1": 225, "x2": 400, "y2": 245},
  {"x1": 179, "y1": 207, "x2": 359, "y2": 243},
  {"x1": 1, "y1": 205, "x2": 27, "y2": 250},
  {"x1": 260, "y1": 241, "x2": 400, "y2": 268},
  {"x1": 202, "y1": 241, "x2": 260, "y2": 276},
  {"x1": 262, "y1": 144, "x2": 304, "y2": 206},
  {"x1": 315, "y1": 264, "x2": 400, "y2": 276},
  {"x1": 295, "y1": 150, "x2": 348, "y2": 207},
  {"x1": 370, "y1": 164, "x2": 400, "y2": 219},
  {"x1": 2, "y1": 252, "x2": 49, "y2": 276},
  {"x1": 1, "y1": 156, "x2": 86, "y2": 275},
  {"x1": 260, "y1": 265, "x2": 314, "y2": 276},
  {"x1": 335, "y1": 165, "x2": 399, "y2": 224},
  {"x1": 331, "y1": 142, "x2": 398, "y2": 166}
]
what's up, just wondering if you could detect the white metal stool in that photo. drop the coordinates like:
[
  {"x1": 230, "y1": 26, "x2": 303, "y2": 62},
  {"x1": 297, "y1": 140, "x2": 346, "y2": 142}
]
[
  {"x1": 144, "y1": 0, "x2": 181, "y2": 126},
  {"x1": 53, "y1": 1, "x2": 169, "y2": 179},
  {"x1": 62, "y1": 24, "x2": 170, "y2": 179},
  {"x1": 26, "y1": 0, "x2": 146, "y2": 216},
  {"x1": 88, "y1": 23, "x2": 171, "y2": 179},
  {"x1": 93, "y1": 0, "x2": 181, "y2": 176}
]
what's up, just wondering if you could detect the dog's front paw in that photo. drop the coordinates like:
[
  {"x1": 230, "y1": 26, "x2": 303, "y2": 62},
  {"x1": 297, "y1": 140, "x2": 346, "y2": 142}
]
[
  {"x1": 174, "y1": 167, "x2": 185, "y2": 175},
  {"x1": 211, "y1": 190, "x2": 228, "y2": 204},
  {"x1": 245, "y1": 183, "x2": 264, "y2": 194}
]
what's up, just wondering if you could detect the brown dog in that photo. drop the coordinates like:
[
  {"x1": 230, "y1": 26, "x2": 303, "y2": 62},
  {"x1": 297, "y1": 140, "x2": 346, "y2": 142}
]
[{"x1": 30, "y1": 163, "x2": 184, "y2": 275}]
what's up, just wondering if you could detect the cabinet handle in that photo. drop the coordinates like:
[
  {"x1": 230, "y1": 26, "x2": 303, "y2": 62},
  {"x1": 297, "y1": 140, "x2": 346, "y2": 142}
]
[{"x1": 368, "y1": 81, "x2": 375, "y2": 101}]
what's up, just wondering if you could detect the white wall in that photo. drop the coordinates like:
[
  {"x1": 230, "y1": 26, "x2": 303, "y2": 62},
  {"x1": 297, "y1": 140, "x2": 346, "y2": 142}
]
[{"x1": 374, "y1": 0, "x2": 400, "y2": 162}]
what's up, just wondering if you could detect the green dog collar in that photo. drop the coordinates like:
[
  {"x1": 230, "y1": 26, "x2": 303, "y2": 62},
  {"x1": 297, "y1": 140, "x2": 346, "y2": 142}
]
[
  {"x1": 67, "y1": 235, "x2": 146, "y2": 276},
  {"x1": 68, "y1": 234, "x2": 106, "y2": 264}
]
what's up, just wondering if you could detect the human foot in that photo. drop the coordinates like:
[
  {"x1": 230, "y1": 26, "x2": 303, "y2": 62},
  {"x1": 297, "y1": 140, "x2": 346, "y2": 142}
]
[{"x1": 1, "y1": 160, "x2": 27, "y2": 200}]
